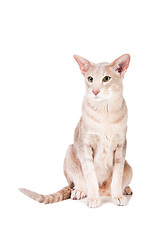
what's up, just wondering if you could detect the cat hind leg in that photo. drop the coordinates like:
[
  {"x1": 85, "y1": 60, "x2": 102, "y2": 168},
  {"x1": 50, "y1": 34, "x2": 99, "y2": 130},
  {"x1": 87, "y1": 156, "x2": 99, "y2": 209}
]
[{"x1": 64, "y1": 144, "x2": 87, "y2": 200}]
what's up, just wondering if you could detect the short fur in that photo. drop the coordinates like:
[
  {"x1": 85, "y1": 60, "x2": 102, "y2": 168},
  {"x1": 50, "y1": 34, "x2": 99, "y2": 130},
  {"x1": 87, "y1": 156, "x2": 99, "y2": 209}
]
[{"x1": 19, "y1": 54, "x2": 133, "y2": 208}]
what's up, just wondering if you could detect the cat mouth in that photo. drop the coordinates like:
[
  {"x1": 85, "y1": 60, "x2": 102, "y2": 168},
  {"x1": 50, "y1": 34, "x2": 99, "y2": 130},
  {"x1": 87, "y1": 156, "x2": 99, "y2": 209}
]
[{"x1": 88, "y1": 92, "x2": 105, "y2": 101}]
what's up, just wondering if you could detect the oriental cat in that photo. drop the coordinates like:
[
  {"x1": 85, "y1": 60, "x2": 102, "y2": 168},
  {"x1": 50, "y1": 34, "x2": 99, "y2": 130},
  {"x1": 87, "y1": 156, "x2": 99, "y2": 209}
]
[{"x1": 19, "y1": 54, "x2": 133, "y2": 208}]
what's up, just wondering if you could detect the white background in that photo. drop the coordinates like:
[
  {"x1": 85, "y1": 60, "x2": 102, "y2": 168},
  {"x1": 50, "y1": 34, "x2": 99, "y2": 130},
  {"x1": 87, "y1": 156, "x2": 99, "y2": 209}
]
[{"x1": 0, "y1": 0, "x2": 160, "y2": 239}]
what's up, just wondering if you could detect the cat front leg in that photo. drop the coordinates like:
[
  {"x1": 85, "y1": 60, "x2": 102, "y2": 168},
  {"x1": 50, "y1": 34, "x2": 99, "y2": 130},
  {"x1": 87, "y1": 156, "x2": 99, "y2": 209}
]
[
  {"x1": 80, "y1": 145, "x2": 100, "y2": 208},
  {"x1": 111, "y1": 143, "x2": 127, "y2": 206}
]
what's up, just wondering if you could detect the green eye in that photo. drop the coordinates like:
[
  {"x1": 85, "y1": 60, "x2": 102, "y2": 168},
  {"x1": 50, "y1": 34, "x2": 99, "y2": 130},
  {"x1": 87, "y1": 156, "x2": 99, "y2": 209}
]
[
  {"x1": 88, "y1": 76, "x2": 93, "y2": 83},
  {"x1": 103, "y1": 76, "x2": 111, "y2": 82}
]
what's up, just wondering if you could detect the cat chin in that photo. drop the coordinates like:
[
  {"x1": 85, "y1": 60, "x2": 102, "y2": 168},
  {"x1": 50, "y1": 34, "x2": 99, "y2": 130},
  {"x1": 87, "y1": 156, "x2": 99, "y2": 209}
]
[
  {"x1": 93, "y1": 97, "x2": 105, "y2": 102},
  {"x1": 89, "y1": 96, "x2": 110, "y2": 102}
]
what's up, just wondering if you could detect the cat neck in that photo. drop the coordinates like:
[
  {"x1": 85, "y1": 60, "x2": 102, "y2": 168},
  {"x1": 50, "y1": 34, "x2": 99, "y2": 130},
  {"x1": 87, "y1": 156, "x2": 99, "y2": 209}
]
[{"x1": 83, "y1": 92, "x2": 124, "y2": 114}]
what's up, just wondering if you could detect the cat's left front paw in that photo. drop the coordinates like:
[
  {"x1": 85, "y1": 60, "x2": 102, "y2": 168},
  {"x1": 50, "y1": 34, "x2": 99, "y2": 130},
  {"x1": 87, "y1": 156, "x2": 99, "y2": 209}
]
[
  {"x1": 87, "y1": 197, "x2": 100, "y2": 208},
  {"x1": 112, "y1": 195, "x2": 128, "y2": 206}
]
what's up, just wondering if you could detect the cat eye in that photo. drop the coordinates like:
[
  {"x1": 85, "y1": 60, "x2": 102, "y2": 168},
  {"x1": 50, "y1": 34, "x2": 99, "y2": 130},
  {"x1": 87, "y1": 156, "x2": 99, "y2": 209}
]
[
  {"x1": 87, "y1": 76, "x2": 93, "y2": 83},
  {"x1": 103, "y1": 76, "x2": 111, "y2": 82}
]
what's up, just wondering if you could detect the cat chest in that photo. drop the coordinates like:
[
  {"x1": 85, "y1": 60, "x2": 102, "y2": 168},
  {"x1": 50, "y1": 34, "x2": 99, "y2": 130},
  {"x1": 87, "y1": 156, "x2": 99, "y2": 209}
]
[
  {"x1": 82, "y1": 111, "x2": 127, "y2": 158},
  {"x1": 86, "y1": 122, "x2": 125, "y2": 163},
  {"x1": 86, "y1": 119, "x2": 123, "y2": 140}
]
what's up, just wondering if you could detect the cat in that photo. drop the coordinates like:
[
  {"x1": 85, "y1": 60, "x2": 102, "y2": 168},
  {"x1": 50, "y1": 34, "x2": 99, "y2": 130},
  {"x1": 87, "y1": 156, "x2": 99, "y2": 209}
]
[{"x1": 19, "y1": 54, "x2": 133, "y2": 208}]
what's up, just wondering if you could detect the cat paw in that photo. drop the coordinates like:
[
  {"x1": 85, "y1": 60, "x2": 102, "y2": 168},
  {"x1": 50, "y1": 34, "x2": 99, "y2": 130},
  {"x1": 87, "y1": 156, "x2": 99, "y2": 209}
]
[
  {"x1": 113, "y1": 195, "x2": 128, "y2": 206},
  {"x1": 123, "y1": 186, "x2": 133, "y2": 195},
  {"x1": 87, "y1": 197, "x2": 100, "y2": 208},
  {"x1": 71, "y1": 190, "x2": 86, "y2": 200}
]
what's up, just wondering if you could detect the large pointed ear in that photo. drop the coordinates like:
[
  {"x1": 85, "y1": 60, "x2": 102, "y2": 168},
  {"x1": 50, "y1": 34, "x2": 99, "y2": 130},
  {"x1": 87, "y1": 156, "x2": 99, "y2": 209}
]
[
  {"x1": 111, "y1": 54, "x2": 130, "y2": 75},
  {"x1": 73, "y1": 55, "x2": 91, "y2": 75}
]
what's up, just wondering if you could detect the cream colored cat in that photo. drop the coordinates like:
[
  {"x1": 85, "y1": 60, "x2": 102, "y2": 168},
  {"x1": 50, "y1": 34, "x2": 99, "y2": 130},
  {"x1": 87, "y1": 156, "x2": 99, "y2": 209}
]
[{"x1": 19, "y1": 54, "x2": 133, "y2": 208}]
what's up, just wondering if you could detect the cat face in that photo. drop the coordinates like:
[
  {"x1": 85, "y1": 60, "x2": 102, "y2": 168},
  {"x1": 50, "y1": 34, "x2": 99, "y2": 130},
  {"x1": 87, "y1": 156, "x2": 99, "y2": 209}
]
[{"x1": 74, "y1": 54, "x2": 130, "y2": 102}]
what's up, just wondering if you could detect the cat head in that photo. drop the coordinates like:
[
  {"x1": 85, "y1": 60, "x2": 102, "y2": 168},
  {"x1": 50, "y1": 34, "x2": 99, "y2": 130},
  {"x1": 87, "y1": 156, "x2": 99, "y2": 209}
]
[{"x1": 74, "y1": 54, "x2": 130, "y2": 102}]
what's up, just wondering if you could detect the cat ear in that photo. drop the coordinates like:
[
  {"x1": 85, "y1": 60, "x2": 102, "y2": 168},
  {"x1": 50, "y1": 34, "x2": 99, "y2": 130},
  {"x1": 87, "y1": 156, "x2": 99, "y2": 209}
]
[
  {"x1": 74, "y1": 55, "x2": 91, "y2": 74},
  {"x1": 111, "y1": 54, "x2": 130, "y2": 75}
]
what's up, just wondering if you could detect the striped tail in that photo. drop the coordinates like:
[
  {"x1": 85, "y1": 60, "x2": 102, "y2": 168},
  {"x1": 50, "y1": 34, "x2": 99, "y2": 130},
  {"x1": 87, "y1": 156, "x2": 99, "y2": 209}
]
[{"x1": 19, "y1": 186, "x2": 72, "y2": 204}]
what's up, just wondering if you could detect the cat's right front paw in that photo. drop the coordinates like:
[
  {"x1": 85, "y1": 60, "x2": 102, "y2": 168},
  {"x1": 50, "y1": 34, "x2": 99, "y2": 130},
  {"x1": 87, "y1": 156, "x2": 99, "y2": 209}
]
[{"x1": 87, "y1": 197, "x2": 100, "y2": 208}]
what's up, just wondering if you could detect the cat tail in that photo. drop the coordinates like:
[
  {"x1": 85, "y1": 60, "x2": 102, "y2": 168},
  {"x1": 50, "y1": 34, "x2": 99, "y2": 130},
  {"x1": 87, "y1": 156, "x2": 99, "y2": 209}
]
[{"x1": 19, "y1": 186, "x2": 72, "y2": 204}]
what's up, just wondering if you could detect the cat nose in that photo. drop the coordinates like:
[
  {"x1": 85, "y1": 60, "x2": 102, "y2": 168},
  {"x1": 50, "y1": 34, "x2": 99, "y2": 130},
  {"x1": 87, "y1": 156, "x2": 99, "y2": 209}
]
[{"x1": 92, "y1": 90, "x2": 100, "y2": 96}]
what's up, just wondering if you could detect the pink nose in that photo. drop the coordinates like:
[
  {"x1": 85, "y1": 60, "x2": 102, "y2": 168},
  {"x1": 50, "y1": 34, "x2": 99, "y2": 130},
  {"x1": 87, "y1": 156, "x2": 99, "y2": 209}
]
[{"x1": 92, "y1": 90, "x2": 100, "y2": 96}]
